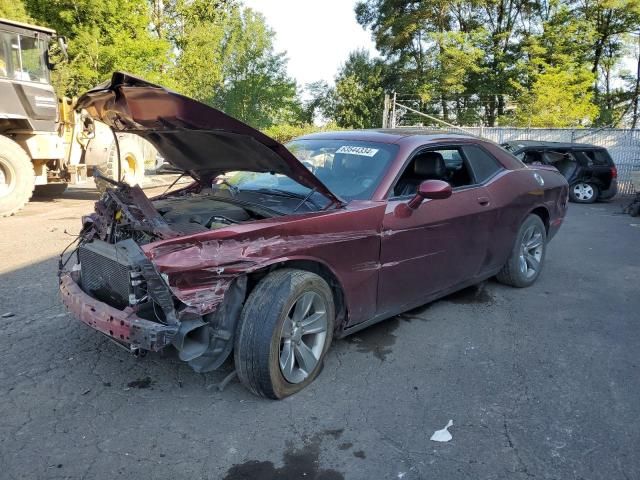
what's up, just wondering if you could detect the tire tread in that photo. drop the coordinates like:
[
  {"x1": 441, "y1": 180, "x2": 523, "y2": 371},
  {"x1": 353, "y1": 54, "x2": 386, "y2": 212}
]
[
  {"x1": 234, "y1": 269, "x2": 333, "y2": 399},
  {"x1": 496, "y1": 214, "x2": 547, "y2": 288},
  {"x1": 0, "y1": 136, "x2": 35, "y2": 217}
]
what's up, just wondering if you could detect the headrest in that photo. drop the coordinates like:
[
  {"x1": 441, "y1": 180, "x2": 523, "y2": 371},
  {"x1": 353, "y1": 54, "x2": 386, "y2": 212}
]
[{"x1": 414, "y1": 152, "x2": 446, "y2": 178}]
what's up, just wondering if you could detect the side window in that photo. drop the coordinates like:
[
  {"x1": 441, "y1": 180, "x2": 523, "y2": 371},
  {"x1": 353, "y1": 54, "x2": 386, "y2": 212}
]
[
  {"x1": 584, "y1": 150, "x2": 610, "y2": 166},
  {"x1": 392, "y1": 146, "x2": 474, "y2": 197},
  {"x1": 461, "y1": 145, "x2": 503, "y2": 183},
  {"x1": 521, "y1": 150, "x2": 543, "y2": 165},
  {"x1": 19, "y1": 35, "x2": 48, "y2": 83},
  {"x1": 0, "y1": 33, "x2": 8, "y2": 78},
  {"x1": 9, "y1": 33, "x2": 22, "y2": 79},
  {"x1": 545, "y1": 151, "x2": 579, "y2": 177}
]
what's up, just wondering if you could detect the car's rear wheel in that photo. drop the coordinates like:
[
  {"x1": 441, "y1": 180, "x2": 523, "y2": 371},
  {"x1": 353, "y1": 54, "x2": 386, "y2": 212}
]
[
  {"x1": 234, "y1": 269, "x2": 335, "y2": 399},
  {"x1": 496, "y1": 214, "x2": 547, "y2": 288},
  {"x1": 569, "y1": 182, "x2": 598, "y2": 203}
]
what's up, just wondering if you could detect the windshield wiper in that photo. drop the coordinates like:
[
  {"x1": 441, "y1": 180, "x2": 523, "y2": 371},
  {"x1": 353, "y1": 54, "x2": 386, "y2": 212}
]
[
  {"x1": 293, "y1": 188, "x2": 317, "y2": 212},
  {"x1": 251, "y1": 188, "x2": 321, "y2": 209}
]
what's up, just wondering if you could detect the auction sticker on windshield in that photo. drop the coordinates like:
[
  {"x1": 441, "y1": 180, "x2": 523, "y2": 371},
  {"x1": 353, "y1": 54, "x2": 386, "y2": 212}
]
[{"x1": 336, "y1": 145, "x2": 379, "y2": 157}]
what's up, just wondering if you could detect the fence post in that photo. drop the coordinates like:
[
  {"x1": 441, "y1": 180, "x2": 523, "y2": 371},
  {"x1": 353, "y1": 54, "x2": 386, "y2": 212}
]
[
  {"x1": 382, "y1": 93, "x2": 390, "y2": 128},
  {"x1": 391, "y1": 92, "x2": 397, "y2": 129}
]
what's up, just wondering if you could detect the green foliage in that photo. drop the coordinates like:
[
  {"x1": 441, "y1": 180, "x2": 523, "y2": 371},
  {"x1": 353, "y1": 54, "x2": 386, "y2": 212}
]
[
  {"x1": 210, "y1": 8, "x2": 302, "y2": 129},
  {"x1": 0, "y1": 0, "x2": 32, "y2": 21},
  {"x1": 329, "y1": 50, "x2": 385, "y2": 129},
  {"x1": 511, "y1": 66, "x2": 598, "y2": 127},
  {"x1": 24, "y1": 0, "x2": 173, "y2": 95},
  {"x1": 262, "y1": 122, "x2": 342, "y2": 144},
  {"x1": 5, "y1": 0, "x2": 640, "y2": 129},
  {"x1": 14, "y1": 0, "x2": 300, "y2": 129},
  {"x1": 356, "y1": 0, "x2": 640, "y2": 127}
]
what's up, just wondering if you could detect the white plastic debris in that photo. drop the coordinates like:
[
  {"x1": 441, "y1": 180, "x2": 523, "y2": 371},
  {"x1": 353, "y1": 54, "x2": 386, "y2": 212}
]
[{"x1": 430, "y1": 420, "x2": 454, "y2": 442}]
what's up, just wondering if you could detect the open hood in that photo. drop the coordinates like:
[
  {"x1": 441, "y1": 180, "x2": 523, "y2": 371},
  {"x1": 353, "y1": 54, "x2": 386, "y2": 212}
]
[{"x1": 76, "y1": 72, "x2": 340, "y2": 204}]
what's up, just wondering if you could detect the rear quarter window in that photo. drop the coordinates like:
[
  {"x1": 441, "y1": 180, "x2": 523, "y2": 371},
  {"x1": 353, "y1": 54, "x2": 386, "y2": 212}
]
[
  {"x1": 584, "y1": 150, "x2": 612, "y2": 166},
  {"x1": 462, "y1": 145, "x2": 503, "y2": 183}
]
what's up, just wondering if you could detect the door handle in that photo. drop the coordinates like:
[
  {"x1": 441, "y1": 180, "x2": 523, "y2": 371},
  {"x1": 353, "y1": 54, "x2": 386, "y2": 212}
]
[{"x1": 477, "y1": 196, "x2": 490, "y2": 206}]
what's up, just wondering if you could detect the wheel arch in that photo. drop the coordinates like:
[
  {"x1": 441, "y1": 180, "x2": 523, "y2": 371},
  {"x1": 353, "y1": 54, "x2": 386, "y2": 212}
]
[
  {"x1": 245, "y1": 257, "x2": 348, "y2": 331},
  {"x1": 529, "y1": 205, "x2": 550, "y2": 234}
]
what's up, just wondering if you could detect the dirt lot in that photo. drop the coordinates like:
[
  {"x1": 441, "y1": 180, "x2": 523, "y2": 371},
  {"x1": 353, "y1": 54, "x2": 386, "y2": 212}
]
[{"x1": 1, "y1": 184, "x2": 639, "y2": 480}]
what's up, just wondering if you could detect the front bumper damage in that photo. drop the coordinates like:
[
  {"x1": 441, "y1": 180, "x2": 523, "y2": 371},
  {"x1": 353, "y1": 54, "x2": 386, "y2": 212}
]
[
  {"x1": 60, "y1": 273, "x2": 177, "y2": 351},
  {"x1": 59, "y1": 235, "x2": 247, "y2": 372}
]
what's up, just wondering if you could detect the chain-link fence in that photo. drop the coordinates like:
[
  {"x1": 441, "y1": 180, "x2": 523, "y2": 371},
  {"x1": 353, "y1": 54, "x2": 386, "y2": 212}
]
[
  {"x1": 385, "y1": 98, "x2": 640, "y2": 195},
  {"x1": 442, "y1": 127, "x2": 640, "y2": 195}
]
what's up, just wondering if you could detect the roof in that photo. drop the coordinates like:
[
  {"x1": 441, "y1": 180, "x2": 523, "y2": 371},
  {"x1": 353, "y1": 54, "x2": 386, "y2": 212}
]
[
  {"x1": 503, "y1": 140, "x2": 601, "y2": 150},
  {"x1": 298, "y1": 128, "x2": 478, "y2": 144},
  {"x1": 0, "y1": 18, "x2": 56, "y2": 35}
]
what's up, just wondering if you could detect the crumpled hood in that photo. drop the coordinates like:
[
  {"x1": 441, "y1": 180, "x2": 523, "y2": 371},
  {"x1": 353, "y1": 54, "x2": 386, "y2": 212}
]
[{"x1": 75, "y1": 72, "x2": 340, "y2": 204}]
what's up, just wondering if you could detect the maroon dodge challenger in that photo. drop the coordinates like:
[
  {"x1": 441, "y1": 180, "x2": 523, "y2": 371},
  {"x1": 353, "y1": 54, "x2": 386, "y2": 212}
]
[{"x1": 60, "y1": 73, "x2": 569, "y2": 398}]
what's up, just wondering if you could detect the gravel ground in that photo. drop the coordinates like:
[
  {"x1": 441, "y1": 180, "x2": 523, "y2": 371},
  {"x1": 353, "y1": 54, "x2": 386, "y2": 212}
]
[{"x1": 0, "y1": 184, "x2": 639, "y2": 480}]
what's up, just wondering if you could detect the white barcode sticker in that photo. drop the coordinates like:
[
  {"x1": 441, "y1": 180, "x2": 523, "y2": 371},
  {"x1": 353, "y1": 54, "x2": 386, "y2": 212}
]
[{"x1": 336, "y1": 145, "x2": 379, "y2": 157}]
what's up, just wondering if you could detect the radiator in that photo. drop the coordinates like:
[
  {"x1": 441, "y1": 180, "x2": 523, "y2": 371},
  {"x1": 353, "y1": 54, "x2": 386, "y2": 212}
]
[{"x1": 79, "y1": 240, "x2": 133, "y2": 309}]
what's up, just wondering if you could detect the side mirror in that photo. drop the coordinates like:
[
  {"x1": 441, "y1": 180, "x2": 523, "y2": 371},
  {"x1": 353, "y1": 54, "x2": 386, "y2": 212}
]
[
  {"x1": 407, "y1": 180, "x2": 452, "y2": 209},
  {"x1": 46, "y1": 36, "x2": 69, "y2": 69}
]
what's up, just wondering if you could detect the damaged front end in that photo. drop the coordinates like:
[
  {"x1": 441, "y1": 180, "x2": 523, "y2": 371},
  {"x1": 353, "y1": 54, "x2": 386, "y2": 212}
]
[{"x1": 59, "y1": 182, "x2": 252, "y2": 372}]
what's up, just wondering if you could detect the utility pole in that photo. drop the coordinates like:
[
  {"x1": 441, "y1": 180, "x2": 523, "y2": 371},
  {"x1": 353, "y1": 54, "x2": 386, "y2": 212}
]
[
  {"x1": 391, "y1": 92, "x2": 397, "y2": 129},
  {"x1": 632, "y1": 32, "x2": 640, "y2": 129},
  {"x1": 382, "y1": 94, "x2": 390, "y2": 128}
]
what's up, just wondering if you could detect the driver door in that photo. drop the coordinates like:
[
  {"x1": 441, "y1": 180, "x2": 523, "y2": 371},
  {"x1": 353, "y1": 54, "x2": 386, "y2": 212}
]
[{"x1": 376, "y1": 145, "x2": 493, "y2": 316}]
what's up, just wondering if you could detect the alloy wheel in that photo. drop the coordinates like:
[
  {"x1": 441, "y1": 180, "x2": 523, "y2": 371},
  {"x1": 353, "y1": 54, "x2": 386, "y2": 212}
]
[
  {"x1": 519, "y1": 225, "x2": 544, "y2": 279},
  {"x1": 279, "y1": 291, "x2": 328, "y2": 384},
  {"x1": 573, "y1": 182, "x2": 594, "y2": 201}
]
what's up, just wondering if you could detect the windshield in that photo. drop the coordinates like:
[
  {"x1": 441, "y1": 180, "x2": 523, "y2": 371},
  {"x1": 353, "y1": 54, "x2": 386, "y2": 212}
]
[{"x1": 227, "y1": 139, "x2": 398, "y2": 202}]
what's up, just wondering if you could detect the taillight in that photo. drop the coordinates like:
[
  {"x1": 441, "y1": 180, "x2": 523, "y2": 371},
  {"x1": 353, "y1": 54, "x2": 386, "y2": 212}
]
[{"x1": 611, "y1": 165, "x2": 617, "y2": 179}]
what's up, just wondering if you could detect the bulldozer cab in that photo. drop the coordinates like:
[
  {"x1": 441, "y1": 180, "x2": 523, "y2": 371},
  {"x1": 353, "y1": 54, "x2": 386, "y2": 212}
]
[{"x1": 0, "y1": 18, "x2": 62, "y2": 133}]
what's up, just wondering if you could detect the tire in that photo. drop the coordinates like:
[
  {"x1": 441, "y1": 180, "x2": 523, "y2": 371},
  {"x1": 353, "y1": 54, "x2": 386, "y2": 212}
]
[
  {"x1": 234, "y1": 269, "x2": 335, "y2": 399},
  {"x1": 569, "y1": 182, "x2": 598, "y2": 203},
  {"x1": 0, "y1": 136, "x2": 35, "y2": 217},
  {"x1": 496, "y1": 214, "x2": 547, "y2": 288},
  {"x1": 33, "y1": 182, "x2": 68, "y2": 198},
  {"x1": 94, "y1": 137, "x2": 145, "y2": 193}
]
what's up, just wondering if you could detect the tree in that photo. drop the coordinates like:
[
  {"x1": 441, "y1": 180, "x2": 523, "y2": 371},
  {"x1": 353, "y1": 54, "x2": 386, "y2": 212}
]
[
  {"x1": 330, "y1": 50, "x2": 385, "y2": 129},
  {"x1": 355, "y1": 0, "x2": 528, "y2": 126},
  {"x1": 0, "y1": 0, "x2": 32, "y2": 21},
  {"x1": 354, "y1": 0, "x2": 640, "y2": 127},
  {"x1": 25, "y1": 0, "x2": 173, "y2": 95},
  {"x1": 212, "y1": 8, "x2": 302, "y2": 129},
  {"x1": 513, "y1": 66, "x2": 598, "y2": 127},
  {"x1": 301, "y1": 80, "x2": 333, "y2": 124}
]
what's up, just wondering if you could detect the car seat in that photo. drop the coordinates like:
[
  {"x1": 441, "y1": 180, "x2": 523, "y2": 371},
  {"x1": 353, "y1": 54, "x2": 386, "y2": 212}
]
[{"x1": 394, "y1": 152, "x2": 446, "y2": 196}]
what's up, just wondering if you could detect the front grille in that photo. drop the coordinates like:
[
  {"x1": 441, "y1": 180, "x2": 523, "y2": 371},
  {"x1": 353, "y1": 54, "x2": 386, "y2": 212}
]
[{"x1": 79, "y1": 240, "x2": 133, "y2": 309}]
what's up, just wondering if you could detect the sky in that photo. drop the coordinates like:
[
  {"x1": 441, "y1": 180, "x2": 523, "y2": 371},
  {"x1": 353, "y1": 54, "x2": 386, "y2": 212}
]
[{"x1": 242, "y1": 0, "x2": 378, "y2": 88}]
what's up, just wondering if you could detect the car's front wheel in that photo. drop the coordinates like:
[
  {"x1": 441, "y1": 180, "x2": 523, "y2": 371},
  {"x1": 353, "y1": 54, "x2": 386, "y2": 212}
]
[
  {"x1": 496, "y1": 214, "x2": 547, "y2": 288},
  {"x1": 569, "y1": 181, "x2": 598, "y2": 203},
  {"x1": 234, "y1": 269, "x2": 335, "y2": 399}
]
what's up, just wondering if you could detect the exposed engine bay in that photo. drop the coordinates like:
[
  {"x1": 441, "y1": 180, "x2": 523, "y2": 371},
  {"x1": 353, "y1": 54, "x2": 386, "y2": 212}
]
[
  {"x1": 59, "y1": 182, "x2": 267, "y2": 371},
  {"x1": 81, "y1": 182, "x2": 274, "y2": 246}
]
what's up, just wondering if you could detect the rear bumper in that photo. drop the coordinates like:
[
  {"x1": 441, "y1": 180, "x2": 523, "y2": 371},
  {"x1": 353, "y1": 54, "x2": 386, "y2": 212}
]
[
  {"x1": 599, "y1": 179, "x2": 617, "y2": 200},
  {"x1": 59, "y1": 273, "x2": 176, "y2": 351}
]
